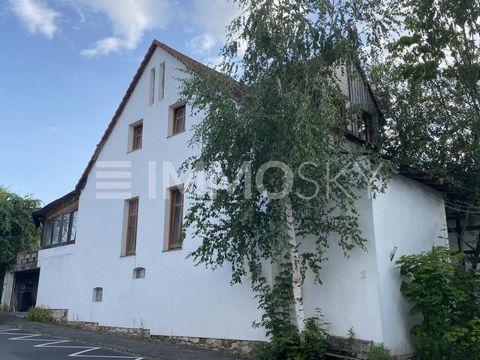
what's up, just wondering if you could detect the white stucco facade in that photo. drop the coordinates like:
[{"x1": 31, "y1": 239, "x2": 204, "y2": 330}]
[{"x1": 35, "y1": 43, "x2": 448, "y2": 356}]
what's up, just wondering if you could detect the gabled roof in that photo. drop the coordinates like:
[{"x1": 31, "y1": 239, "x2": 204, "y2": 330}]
[
  {"x1": 75, "y1": 40, "x2": 219, "y2": 194},
  {"x1": 38, "y1": 39, "x2": 452, "y2": 218}
]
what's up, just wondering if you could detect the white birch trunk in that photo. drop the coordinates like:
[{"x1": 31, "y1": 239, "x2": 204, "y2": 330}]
[{"x1": 285, "y1": 197, "x2": 306, "y2": 332}]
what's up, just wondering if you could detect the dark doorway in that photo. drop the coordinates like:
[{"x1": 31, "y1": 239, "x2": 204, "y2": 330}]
[{"x1": 14, "y1": 269, "x2": 39, "y2": 312}]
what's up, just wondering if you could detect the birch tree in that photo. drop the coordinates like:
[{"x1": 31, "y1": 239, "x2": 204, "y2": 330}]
[{"x1": 181, "y1": 0, "x2": 395, "y2": 342}]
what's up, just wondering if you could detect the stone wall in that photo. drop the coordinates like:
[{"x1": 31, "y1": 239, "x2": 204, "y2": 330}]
[
  {"x1": 14, "y1": 251, "x2": 38, "y2": 272},
  {"x1": 66, "y1": 320, "x2": 259, "y2": 356}
]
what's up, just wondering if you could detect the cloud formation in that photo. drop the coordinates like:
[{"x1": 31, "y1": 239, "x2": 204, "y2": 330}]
[
  {"x1": 10, "y1": 0, "x2": 60, "y2": 39},
  {"x1": 188, "y1": 0, "x2": 240, "y2": 56},
  {"x1": 8, "y1": 0, "x2": 241, "y2": 58},
  {"x1": 78, "y1": 0, "x2": 171, "y2": 57}
]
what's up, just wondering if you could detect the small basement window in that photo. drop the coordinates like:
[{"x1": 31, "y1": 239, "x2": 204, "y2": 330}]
[
  {"x1": 93, "y1": 287, "x2": 103, "y2": 302},
  {"x1": 133, "y1": 267, "x2": 146, "y2": 279}
]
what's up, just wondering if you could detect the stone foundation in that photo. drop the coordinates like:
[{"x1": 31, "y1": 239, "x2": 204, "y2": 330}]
[
  {"x1": 66, "y1": 320, "x2": 258, "y2": 356},
  {"x1": 150, "y1": 334, "x2": 261, "y2": 356}
]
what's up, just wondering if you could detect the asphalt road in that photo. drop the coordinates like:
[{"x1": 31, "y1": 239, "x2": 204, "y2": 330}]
[{"x1": 0, "y1": 327, "x2": 143, "y2": 360}]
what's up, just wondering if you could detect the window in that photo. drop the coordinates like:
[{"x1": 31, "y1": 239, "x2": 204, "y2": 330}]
[
  {"x1": 131, "y1": 123, "x2": 143, "y2": 151},
  {"x1": 149, "y1": 67, "x2": 156, "y2": 105},
  {"x1": 42, "y1": 210, "x2": 78, "y2": 248},
  {"x1": 168, "y1": 188, "x2": 184, "y2": 250},
  {"x1": 93, "y1": 287, "x2": 103, "y2": 302},
  {"x1": 158, "y1": 62, "x2": 165, "y2": 100},
  {"x1": 172, "y1": 105, "x2": 186, "y2": 135},
  {"x1": 69, "y1": 211, "x2": 78, "y2": 242},
  {"x1": 133, "y1": 267, "x2": 146, "y2": 279},
  {"x1": 124, "y1": 198, "x2": 139, "y2": 256}
]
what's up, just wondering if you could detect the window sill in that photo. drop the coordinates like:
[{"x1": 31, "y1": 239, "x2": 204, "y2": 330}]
[
  {"x1": 121, "y1": 253, "x2": 136, "y2": 258},
  {"x1": 127, "y1": 148, "x2": 142, "y2": 154},
  {"x1": 166, "y1": 130, "x2": 186, "y2": 139},
  {"x1": 162, "y1": 247, "x2": 182, "y2": 252},
  {"x1": 41, "y1": 241, "x2": 75, "y2": 250}
]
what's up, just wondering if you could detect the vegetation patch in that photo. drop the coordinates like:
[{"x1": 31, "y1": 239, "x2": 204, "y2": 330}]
[
  {"x1": 397, "y1": 247, "x2": 480, "y2": 359},
  {"x1": 367, "y1": 343, "x2": 392, "y2": 360},
  {"x1": 26, "y1": 306, "x2": 54, "y2": 323}
]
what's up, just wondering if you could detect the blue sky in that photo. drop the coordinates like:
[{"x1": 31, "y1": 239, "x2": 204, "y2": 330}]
[{"x1": 0, "y1": 0, "x2": 238, "y2": 205}]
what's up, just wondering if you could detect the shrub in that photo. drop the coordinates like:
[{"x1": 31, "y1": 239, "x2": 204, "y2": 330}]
[
  {"x1": 254, "y1": 317, "x2": 329, "y2": 360},
  {"x1": 367, "y1": 343, "x2": 392, "y2": 360},
  {"x1": 26, "y1": 306, "x2": 53, "y2": 323},
  {"x1": 397, "y1": 247, "x2": 480, "y2": 360}
]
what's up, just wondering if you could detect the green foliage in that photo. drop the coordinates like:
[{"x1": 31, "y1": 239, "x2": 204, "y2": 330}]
[
  {"x1": 397, "y1": 247, "x2": 480, "y2": 359},
  {"x1": 0, "y1": 303, "x2": 10, "y2": 313},
  {"x1": 370, "y1": 0, "x2": 480, "y2": 222},
  {"x1": 0, "y1": 187, "x2": 41, "y2": 271},
  {"x1": 367, "y1": 343, "x2": 392, "y2": 360},
  {"x1": 181, "y1": 0, "x2": 393, "y2": 292},
  {"x1": 26, "y1": 306, "x2": 54, "y2": 323},
  {"x1": 0, "y1": 186, "x2": 41, "y2": 300},
  {"x1": 254, "y1": 316, "x2": 329, "y2": 360}
]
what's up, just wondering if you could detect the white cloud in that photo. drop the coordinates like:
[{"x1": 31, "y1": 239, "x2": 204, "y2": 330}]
[
  {"x1": 10, "y1": 0, "x2": 60, "y2": 39},
  {"x1": 77, "y1": 0, "x2": 171, "y2": 57},
  {"x1": 187, "y1": 33, "x2": 216, "y2": 56},
  {"x1": 188, "y1": 0, "x2": 241, "y2": 56},
  {"x1": 80, "y1": 36, "x2": 122, "y2": 57}
]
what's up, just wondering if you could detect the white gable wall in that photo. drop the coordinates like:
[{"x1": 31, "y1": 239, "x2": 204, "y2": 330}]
[{"x1": 37, "y1": 47, "x2": 268, "y2": 340}]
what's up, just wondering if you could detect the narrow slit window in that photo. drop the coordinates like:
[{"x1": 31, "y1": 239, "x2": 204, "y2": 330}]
[
  {"x1": 125, "y1": 198, "x2": 139, "y2": 256},
  {"x1": 158, "y1": 62, "x2": 165, "y2": 100},
  {"x1": 168, "y1": 188, "x2": 184, "y2": 250},
  {"x1": 149, "y1": 67, "x2": 156, "y2": 105},
  {"x1": 172, "y1": 105, "x2": 186, "y2": 135},
  {"x1": 132, "y1": 123, "x2": 143, "y2": 151}
]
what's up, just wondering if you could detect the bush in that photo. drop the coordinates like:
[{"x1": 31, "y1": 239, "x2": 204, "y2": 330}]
[
  {"x1": 367, "y1": 343, "x2": 392, "y2": 360},
  {"x1": 397, "y1": 247, "x2": 480, "y2": 359},
  {"x1": 26, "y1": 306, "x2": 53, "y2": 323},
  {"x1": 254, "y1": 317, "x2": 329, "y2": 360}
]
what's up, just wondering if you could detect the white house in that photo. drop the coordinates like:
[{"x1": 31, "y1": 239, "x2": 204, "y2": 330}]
[{"x1": 6, "y1": 40, "x2": 450, "y2": 358}]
